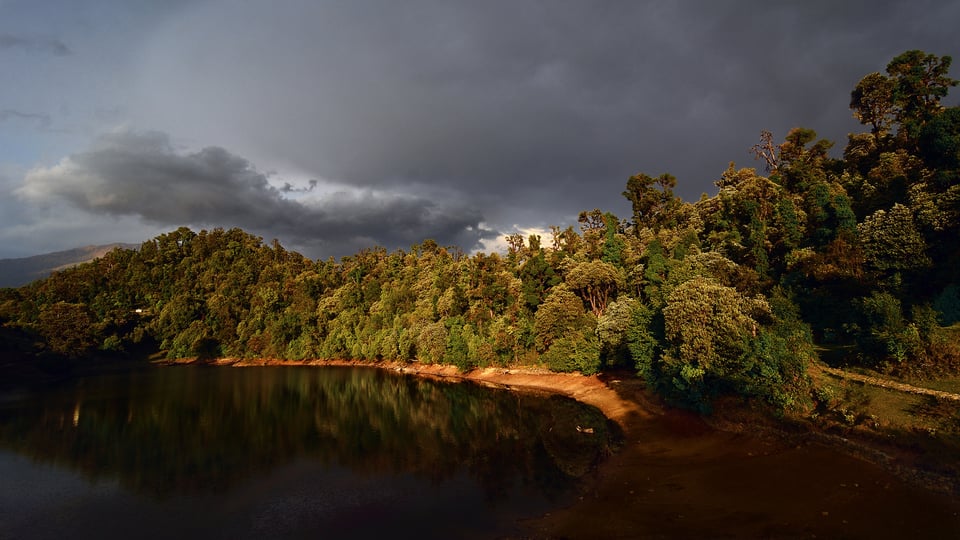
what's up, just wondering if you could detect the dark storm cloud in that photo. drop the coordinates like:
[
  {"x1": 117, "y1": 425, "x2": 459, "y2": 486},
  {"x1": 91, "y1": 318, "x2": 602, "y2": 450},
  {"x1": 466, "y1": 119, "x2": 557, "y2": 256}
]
[
  {"x1": 138, "y1": 0, "x2": 959, "y2": 227},
  {"x1": 18, "y1": 131, "x2": 495, "y2": 258},
  {"x1": 7, "y1": 0, "x2": 957, "y2": 259},
  {"x1": 280, "y1": 179, "x2": 318, "y2": 194},
  {"x1": 0, "y1": 33, "x2": 70, "y2": 55}
]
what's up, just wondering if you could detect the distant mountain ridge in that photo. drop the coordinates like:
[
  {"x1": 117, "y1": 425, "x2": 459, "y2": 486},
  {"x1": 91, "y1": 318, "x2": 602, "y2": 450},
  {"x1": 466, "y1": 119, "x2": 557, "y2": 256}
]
[{"x1": 0, "y1": 243, "x2": 138, "y2": 288}]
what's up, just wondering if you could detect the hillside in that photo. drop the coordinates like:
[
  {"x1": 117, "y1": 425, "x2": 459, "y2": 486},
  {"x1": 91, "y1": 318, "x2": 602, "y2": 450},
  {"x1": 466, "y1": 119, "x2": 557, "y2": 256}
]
[
  {"x1": 0, "y1": 49, "x2": 958, "y2": 415},
  {"x1": 0, "y1": 244, "x2": 138, "y2": 288}
]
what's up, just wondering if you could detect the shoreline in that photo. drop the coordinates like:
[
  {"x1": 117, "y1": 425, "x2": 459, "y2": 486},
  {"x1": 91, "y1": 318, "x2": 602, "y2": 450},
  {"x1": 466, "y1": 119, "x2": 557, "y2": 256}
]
[
  {"x1": 159, "y1": 357, "x2": 960, "y2": 538},
  {"x1": 161, "y1": 356, "x2": 659, "y2": 430},
  {"x1": 163, "y1": 356, "x2": 960, "y2": 488}
]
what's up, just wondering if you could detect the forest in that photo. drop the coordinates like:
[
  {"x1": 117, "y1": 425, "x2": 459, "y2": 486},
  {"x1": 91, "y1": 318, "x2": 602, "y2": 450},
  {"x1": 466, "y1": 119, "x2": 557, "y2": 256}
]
[{"x1": 2, "y1": 50, "x2": 959, "y2": 412}]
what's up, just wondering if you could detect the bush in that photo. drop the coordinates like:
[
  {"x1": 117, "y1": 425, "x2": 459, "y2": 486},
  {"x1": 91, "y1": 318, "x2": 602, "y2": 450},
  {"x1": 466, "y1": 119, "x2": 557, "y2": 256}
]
[
  {"x1": 626, "y1": 302, "x2": 661, "y2": 381},
  {"x1": 541, "y1": 329, "x2": 600, "y2": 375}
]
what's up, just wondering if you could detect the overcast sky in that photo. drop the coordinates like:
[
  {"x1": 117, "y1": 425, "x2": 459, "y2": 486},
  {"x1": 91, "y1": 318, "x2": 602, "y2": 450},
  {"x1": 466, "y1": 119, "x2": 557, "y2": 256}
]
[{"x1": 1, "y1": 0, "x2": 957, "y2": 260}]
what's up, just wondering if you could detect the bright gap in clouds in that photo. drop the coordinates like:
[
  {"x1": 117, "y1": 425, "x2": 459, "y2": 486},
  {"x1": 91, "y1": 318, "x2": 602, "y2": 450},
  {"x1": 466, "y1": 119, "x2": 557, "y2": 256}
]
[{"x1": 478, "y1": 226, "x2": 553, "y2": 255}]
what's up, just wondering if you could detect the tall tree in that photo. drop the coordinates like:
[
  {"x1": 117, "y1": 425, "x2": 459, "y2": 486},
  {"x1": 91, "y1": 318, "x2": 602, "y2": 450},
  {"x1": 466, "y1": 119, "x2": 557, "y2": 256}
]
[
  {"x1": 623, "y1": 172, "x2": 680, "y2": 234},
  {"x1": 886, "y1": 50, "x2": 957, "y2": 142},
  {"x1": 850, "y1": 72, "x2": 897, "y2": 137},
  {"x1": 564, "y1": 260, "x2": 624, "y2": 317}
]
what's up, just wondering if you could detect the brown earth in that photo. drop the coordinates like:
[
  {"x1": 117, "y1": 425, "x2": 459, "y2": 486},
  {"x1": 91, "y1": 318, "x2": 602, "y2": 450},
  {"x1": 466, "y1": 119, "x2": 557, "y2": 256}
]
[{"x1": 169, "y1": 357, "x2": 960, "y2": 539}]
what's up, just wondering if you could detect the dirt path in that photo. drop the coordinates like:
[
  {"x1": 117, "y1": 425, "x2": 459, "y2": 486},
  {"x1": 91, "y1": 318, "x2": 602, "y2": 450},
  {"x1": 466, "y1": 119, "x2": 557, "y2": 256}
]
[{"x1": 813, "y1": 363, "x2": 960, "y2": 402}]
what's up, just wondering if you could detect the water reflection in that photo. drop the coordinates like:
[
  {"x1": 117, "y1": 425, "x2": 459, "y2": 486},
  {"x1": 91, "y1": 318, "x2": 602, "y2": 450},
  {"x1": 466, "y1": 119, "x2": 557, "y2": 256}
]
[{"x1": 0, "y1": 366, "x2": 618, "y2": 501}]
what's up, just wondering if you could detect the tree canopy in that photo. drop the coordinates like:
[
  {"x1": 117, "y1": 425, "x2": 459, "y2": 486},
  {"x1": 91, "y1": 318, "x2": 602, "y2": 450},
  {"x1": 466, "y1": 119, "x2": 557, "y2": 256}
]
[{"x1": 2, "y1": 49, "x2": 959, "y2": 412}]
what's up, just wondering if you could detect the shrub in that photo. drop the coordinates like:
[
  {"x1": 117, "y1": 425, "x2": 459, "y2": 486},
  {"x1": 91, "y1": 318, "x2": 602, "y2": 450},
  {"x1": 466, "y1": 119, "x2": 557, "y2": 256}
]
[{"x1": 541, "y1": 329, "x2": 601, "y2": 375}]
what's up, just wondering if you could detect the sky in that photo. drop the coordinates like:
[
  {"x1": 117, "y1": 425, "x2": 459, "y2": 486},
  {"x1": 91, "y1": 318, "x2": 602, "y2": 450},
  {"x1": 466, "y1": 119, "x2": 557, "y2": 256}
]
[{"x1": 1, "y1": 0, "x2": 958, "y2": 260}]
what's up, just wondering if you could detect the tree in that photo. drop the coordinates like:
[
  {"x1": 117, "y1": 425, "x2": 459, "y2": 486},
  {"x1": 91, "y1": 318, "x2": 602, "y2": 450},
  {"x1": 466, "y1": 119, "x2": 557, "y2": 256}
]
[
  {"x1": 444, "y1": 317, "x2": 473, "y2": 371},
  {"x1": 596, "y1": 296, "x2": 640, "y2": 366},
  {"x1": 533, "y1": 284, "x2": 587, "y2": 351},
  {"x1": 640, "y1": 239, "x2": 669, "y2": 305},
  {"x1": 534, "y1": 285, "x2": 600, "y2": 374},
  {"x1": 564, "y1": 260, "x2": 625, "y2": 317},
  {"x1": 519, "y1": 250, "x2": 560, "y2": 312},
  {"x1": 505, "y1": 233, "x2": 527, "y2": 267},
  {"x1": 578, "y1": 208, "x2": 607, "y2": 260},
  {"x1": 601, "y1": 212, "x2": 626, "y2": 265},
  {"x1": 886, "y1": 50, "x2": 957, "y2": 142},
  {"x1": 750, "y1": 130, "x2": 780, "y2": 172},
  {"x1": 778, "y1": 128, "x2": 833, "y2": 177},
  {"x1": 857, "y1": 203, "x2": 931, "y2": 278},
  {"x1": 850, "y1": 72, "x2": 896, "y2": 137},
  {"x1": 919, "y1": 107, "x2": 960, "y2": 174},
  {"x1": 660, "y1": 277, "x2": 773, "y2": 407},
  {"x1": 36, "y1": 302, "x2": 98, "y2": 357},
  {"x1": 850, "y1": 51, "x2": 957, "y2": 147},
  {"x1": 549, "y1": 225, "x2": 580, "y2": 256},
  {"x1": 703, "y1": 164, "x2": 797, "y2": 278},
  {"x1": 856, "y1": 291, "x2": 923, "y2": 366},
  {"x1": 626, "y1": 300, "x2": 660, "y2": 380},
  {"x1": 623, "y1": 172, "x2": 680, "y2": 233},
  {"x1": 539, "y1": 329, "x2": 601, "y2": 375}
]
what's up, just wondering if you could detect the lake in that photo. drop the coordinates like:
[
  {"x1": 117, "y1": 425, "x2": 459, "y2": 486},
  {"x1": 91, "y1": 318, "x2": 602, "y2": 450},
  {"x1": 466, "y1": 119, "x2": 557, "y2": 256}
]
[
  {"x1": 0, "y1": 366, "x2": 618, "y2": 539},
  {"x1": 3, "y1": 365, "x2": 960, "y2": 539}
]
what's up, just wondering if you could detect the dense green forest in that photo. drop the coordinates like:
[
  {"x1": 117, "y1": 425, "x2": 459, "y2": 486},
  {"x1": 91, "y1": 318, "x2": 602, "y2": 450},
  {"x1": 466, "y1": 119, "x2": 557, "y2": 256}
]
[{"x1": 2, "y1": 50, "x2": 959, "y2": 411}]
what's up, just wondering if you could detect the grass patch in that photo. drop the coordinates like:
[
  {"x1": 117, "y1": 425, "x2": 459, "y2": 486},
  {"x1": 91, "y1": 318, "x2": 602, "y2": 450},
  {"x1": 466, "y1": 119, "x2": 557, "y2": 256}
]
[
  {"x1": 809, "y1": 364, "x2": 951, "y2": 431},
  {"x1": 907, "y1": 375, "x2": 960, "y2": 394}
]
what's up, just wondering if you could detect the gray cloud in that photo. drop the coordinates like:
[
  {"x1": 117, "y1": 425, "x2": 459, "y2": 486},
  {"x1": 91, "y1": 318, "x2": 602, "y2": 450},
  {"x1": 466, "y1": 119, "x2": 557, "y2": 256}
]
[
  {"x1": 131, "y1": 0, "x2": 960, "y2": 229},
  {"x1": 0, "y1": 109, "x2": 52, "y2": 130},
  {"x1": 17, "y1": 130, "x2": 495, "y2": 259},
  {"x1": 0, "y1": 33, "x2": 70, "y2": 55},
  {"x1": 280, "y1": 179, "x2": 318, "y2": 194},
  {"x1": 3, "y1": 0, "x2": 959, "y2": 259}
]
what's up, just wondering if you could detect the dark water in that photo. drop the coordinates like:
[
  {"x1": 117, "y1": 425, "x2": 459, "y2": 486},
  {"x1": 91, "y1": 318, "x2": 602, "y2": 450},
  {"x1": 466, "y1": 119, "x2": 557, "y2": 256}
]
[{"x1": 0, "y1": 366, "x2": 618, "y2": 539}]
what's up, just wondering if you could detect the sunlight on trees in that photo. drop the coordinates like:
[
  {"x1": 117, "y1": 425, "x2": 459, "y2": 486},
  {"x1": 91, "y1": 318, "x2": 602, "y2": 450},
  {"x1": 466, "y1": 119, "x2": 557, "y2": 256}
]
[{"x1": 3, "y1": 49, "x2": 959, "y2": 410}]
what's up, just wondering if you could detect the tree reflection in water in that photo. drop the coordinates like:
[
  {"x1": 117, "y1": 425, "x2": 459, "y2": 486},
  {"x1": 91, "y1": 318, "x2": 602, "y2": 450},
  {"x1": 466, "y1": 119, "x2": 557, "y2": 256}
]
[{"x1": 0, "y1": 366, "x2": 619, "y2": 500}]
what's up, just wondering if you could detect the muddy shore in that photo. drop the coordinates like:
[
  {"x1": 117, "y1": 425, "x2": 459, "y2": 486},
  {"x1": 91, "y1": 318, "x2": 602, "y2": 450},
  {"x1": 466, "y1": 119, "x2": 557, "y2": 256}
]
[{"x1": 168, "y1": 358, "x2": 960, "y2": 538}]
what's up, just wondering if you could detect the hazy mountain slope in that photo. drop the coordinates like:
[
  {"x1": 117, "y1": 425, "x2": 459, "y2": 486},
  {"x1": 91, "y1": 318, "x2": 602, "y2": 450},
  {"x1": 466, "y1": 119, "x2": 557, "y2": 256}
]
[{"x1": 0, "y1": 244, "x2": 138, "y2": 288}]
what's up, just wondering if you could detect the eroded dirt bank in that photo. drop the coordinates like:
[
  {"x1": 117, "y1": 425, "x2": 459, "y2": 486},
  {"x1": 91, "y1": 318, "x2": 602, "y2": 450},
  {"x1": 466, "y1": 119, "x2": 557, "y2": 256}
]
[{"x1": 170, "y1": 358, "x2": 960, "y2": 539}]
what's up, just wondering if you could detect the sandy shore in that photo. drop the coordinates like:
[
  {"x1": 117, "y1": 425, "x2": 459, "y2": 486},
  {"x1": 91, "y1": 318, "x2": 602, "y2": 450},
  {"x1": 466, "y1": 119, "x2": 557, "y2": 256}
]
[
  {"x1": 166, "y1": 357, "x2": 960, "y2": 538},
  {"x1": 180, "y1": 357, "x2": 656, "y2": 427}
]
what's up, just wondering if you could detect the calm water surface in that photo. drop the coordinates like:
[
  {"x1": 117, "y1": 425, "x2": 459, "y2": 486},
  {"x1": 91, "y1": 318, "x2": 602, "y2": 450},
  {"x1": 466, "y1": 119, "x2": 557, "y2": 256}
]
[{"x1": 0, "y1": 366, "x2": 618, "y2": 539}]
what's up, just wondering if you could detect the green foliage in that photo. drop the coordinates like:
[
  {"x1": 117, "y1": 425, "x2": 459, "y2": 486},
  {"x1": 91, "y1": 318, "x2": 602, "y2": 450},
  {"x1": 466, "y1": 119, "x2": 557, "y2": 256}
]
[
  {"x1": 36, "y1": 301, "x2": 98, "y2": 357},
  {"x1": 623, "y1": 172, "x2": 680, "y2": 233},
  {"x1": 857, "y1": 203, "x2": 931, "y2": 277},
  {"x1": 533, "y1": 285, "x2": 589, "y2": 351},
  {"x1": 851, "y1": 50, "x2": 957, "y2": 146},
  {"x1": 640, "y1": 239, "x2": 668, "y2": 304},
  {"x1": 856, "y1": 292, "x2": 923, "y2": 366},
  {"x1": 625, "y1": 301, "x2": 660, "y2": 381},
  {"x1": 564, "y1": 260, "x2": 624, "y2": 317},
  {"x1": 851, "y1": 71, "x2": 896, "y2": 136},
  {"x1": 596, "y1": 296, "x2": 638, "y2": 366},
  {"x1": 653, "y1": 279, "x2": 812, "y2": 410},
  {"x1": 519, "y1": 251, "x2": 560, "y2": 312},
  {"x1": 6, "y1": 48, "x2": 958, "y2": 411},
  {"x1": 541, "y1": 327, "x2": 601, "y2": 375},
  {"x1": 740, "y1": 312, "x2": 814, "y2": 410},
  {"x1": 417, "y1": 321, "x2": 448, "y2": 364},
  {"x1": 886, "y1": 50, "x2": 957, "y2": 142},
  {"x1": 444, "y1": 317, "x2": 474, "y2": 371},
  {"x1": 919, "y1": 107, "x2": 960, "y2": 175},
  {"x1": 661, "y1": 277, "x2": 764, "y2": 380},
  {"x1": 601, "y1": 212, "x2": 626, "y2": 265}
]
